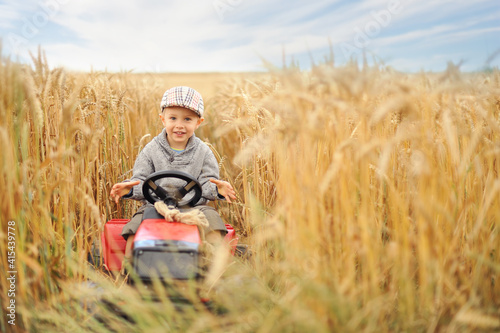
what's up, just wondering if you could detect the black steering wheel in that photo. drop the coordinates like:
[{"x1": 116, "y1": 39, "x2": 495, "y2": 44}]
[{"x1": 142, "y1": 170, "x2": 202, "y2": 207}]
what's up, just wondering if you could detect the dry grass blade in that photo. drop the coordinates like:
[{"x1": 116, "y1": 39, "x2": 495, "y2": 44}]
[{"x1": 0, "y1": 52, "x2": 499, "y2": 332}]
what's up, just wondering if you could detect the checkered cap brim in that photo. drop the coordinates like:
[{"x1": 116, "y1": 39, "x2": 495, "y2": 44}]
[{"x1": 160, "y1": 86, "x2": 204, "y2": 117}]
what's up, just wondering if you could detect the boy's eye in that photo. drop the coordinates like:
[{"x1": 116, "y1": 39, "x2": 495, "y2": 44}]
[
  {"x1": 169, "y1": 117, "x2": 176, "y2": 120},
  {"x1": 185, "y1": 118, "x2": 192, "y2": 122}
]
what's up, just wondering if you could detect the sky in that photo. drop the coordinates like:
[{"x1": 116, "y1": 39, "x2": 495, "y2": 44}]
[{"x1": 0, "y1": 0, "x2": 499, "y2": 73}]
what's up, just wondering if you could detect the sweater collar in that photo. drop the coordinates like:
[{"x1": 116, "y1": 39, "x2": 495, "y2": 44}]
[{"x1": 158, "y1": 128, "x2": 197, "y2": 154}]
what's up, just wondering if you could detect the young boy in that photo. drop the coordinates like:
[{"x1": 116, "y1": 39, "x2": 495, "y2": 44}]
[{"x1": 110, "y1": 86, "x2": 236, "y2": 263}]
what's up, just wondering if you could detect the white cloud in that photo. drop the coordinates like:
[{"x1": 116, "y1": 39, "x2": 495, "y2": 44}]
[
  {"x1": 39, "y1": 0, "x2": 340, "y2": 71},
  {"x1": 1, "y1": 0, "x2": 498, "y2": 72},
  {"x1": 0, "y1": 4, "x2": 22, "y2": 29}
]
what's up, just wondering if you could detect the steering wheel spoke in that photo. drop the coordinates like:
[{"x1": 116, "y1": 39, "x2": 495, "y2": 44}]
[
  {"x1": 145, "y1": 179, "x2": 168, "y2": 200},
  {"x1": 178, "y1": 180, "x2": 198, "y2": 197}
]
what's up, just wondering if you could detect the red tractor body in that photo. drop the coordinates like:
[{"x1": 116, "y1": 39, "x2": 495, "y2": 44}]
[
  {"x1": 98, "y1": 170, "x2": 240, "y2": 282},
  {"x1": 100, "y1": 215, "x2": 238, "y2": 278}
]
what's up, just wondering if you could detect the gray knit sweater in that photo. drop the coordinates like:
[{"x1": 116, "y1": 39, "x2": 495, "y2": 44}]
[{"x1": 124, "y1": 129, "x2": 220, "y2": 206}]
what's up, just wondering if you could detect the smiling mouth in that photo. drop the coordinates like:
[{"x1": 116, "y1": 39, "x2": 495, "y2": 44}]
[{"x1": 174, "y1": 131, "x2": 185, "y2": 135}]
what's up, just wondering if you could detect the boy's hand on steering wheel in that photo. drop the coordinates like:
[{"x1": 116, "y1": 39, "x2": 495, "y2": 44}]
[
  {"x1": 110, "y1": 180, "x2": 141, "y2": 204},
  {"x1": 210, "y1": 179, "x2": 237, "y2": 203}
]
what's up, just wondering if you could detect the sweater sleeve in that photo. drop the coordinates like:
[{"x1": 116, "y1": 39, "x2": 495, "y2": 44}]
[
  {"x1": 198, "y1": 145, "x2": 220, "y2": 202},
  {"x1": 124, "y1": 145, "x2": 155, "y2": 201}
]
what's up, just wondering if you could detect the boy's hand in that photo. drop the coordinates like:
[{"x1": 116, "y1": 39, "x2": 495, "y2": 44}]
[
  {"x1": 110, "y1": 180, "x2": 141, "y2": 204},
  {"x1": 210, "y1": 179, "x2": 236, "y2": 203}
]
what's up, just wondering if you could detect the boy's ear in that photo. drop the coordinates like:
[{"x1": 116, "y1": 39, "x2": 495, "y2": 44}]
[
  {"x1": 159, "y1": 112, "x2": 166, "y2": 126},
  {"x1": 196, "y1": 117, "x2": 205, "y2": 127}
]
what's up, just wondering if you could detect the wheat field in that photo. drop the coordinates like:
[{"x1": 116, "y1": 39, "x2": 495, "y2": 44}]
[{"x1": 0, "y1": 48, "x2": 499, "y2": 332}]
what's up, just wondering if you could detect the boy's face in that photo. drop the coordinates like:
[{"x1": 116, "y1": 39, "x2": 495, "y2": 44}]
[{"x1": 160, "y1": 106, "x2": 204, "y2": 150}]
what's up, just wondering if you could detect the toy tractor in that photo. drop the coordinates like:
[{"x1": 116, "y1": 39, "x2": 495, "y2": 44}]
[{"x1": 92, "y1": 170, "x2": 241, "y2": 281}]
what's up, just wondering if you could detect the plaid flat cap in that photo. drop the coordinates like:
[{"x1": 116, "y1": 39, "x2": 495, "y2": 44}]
[{"x1": 160, "y1": 86, "x2": 204, "y2": 117}]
